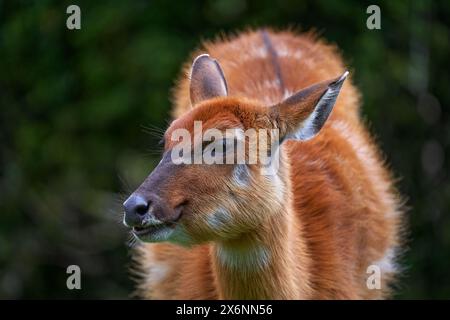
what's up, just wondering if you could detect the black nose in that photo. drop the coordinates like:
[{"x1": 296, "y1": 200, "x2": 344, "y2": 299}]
[{"x1": 123, "y1": 194, "x2": 149, "y2": 227}]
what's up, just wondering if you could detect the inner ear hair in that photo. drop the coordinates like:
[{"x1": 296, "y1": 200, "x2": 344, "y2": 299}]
[
  {"x1": 189, "y1": 54, "x2": 228, "y2": 106},
  {"x1": 275, "y1": 71, "x2": 348, "y2": 141}
]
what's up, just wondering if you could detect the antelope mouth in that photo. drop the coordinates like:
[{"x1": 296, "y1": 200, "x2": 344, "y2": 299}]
[
  {"x1": 131, "y1": 204, "x2": 185, "y2": 242},
  {"x1": 133, "y1": 221, "x2": 176, "y2": 236}
]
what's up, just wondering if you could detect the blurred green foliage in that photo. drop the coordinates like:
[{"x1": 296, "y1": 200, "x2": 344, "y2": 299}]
[{"x1": 0, "y1": 0, "x2": 449, "y2": 299}]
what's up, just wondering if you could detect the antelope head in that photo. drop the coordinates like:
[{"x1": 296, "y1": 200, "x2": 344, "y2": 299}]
[{"x1": 123, "y1": 54, "x2": 347, "y2": 245}]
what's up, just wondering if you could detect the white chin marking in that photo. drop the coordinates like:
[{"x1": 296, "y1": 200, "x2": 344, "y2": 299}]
[{"x1": 134, "y1": 227, "x2": 174, "y2": 243}]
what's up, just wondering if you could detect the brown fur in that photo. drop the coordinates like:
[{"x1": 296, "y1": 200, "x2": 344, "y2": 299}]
[{"x1": 132, "y1": 29, "x2": 403, "y2": 299}]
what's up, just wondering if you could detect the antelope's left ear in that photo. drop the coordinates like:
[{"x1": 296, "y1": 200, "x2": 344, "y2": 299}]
[
  {"x1": 272, "y1": 71, "x2": 348, "y2": 141},
  {"x1": 189, "y1": 54, "x2": 228, "y2": 106}
]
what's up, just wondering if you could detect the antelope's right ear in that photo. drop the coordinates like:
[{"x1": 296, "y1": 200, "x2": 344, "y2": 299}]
[
  {"x1": 189, "y1": 54, "x2": 228, "y2": 106},
  {"x1": 272, "y1": 71, "x2": 348, "y2": 141}
]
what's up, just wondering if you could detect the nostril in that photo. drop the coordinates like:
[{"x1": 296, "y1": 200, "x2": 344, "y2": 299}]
[
  {"x1": 135, "y1": 202, "x2": 149, "y2": 216},
  {"x1": 124, "y1": 194, "x2": 149, "y2": 219}
]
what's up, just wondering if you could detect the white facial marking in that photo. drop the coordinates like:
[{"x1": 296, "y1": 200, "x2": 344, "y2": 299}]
[
  {"x1": 207, "y1": 208, "x2": 232, "y2": 230},
  {"x1": 232, "y1": 165, "x2": 250, "y2": 188}
]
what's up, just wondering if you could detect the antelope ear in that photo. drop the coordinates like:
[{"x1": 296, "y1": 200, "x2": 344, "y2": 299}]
[
  {"x1": 189, "y1": 54, "x2": 228, "y2": 106},
  {"x1": 273, "y1": 71, "x2": 348, "y2": 141}
]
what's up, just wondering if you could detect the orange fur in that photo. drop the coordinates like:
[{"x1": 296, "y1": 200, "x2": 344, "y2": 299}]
[{"x1": 132, "y1": 29, "x2": 403, "y2": 299}]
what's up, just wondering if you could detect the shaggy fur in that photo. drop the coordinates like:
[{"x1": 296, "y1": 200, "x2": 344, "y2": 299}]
[{"x1": 130, "y1": 29, "x2": 404, "y2": 299}]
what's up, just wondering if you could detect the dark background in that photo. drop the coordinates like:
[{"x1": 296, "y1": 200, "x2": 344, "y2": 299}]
[{"x1": 0, "y1": 0, "x2": 449, "y2": 299}]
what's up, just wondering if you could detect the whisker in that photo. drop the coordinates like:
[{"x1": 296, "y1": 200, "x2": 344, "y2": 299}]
[
  {"x1": 127, "y1": 233, "x2": 138, "y2": 248},
  {"x1": 145, "y1": 149, "x2": 164, "y2": 157},
  {"x1": 141, "y1": 124, "x2": 166, "y2": 138}
]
